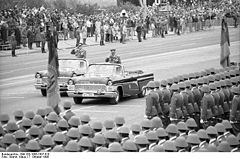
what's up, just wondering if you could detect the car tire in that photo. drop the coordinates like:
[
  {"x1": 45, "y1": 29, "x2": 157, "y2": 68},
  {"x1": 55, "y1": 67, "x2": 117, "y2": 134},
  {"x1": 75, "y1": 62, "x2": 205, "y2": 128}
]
[
  {"x1": 73, "y1": 97, "x2": 83, "y2": 104},
  {"x1": 109, "y1": 90, "x2": 120, "y2": 105},
  {"x1": 41, "y1": 89, "x2": 47, "y2": 97},
  {"x1": 137, "y1": 88, "x2": 146, "y2": 98}
]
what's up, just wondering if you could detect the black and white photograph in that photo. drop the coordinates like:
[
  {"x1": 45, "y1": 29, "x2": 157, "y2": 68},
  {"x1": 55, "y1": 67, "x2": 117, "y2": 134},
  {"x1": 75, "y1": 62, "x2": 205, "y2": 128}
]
[{"x1": 0, "y1": 0, "x2": 239, "y2": 157}]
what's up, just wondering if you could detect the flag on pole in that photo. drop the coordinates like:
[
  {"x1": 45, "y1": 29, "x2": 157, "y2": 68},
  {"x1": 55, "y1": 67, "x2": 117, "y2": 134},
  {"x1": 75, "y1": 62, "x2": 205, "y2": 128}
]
[
  {"x1": 220, "y1": 16, "x2": 230, "y2": 68},
  {"x1": 47, "y1": 32, "x2": 61, "y2": 114}
]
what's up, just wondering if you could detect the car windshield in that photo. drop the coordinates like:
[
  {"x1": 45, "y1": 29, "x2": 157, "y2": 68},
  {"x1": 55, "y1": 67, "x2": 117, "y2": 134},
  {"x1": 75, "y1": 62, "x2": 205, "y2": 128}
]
[
  {"x1": 86, "y1": 64, "x2": 122, "y2": 77},
  {"x1": 59, "y1": 59, "x2": 86, "y2": 71}
]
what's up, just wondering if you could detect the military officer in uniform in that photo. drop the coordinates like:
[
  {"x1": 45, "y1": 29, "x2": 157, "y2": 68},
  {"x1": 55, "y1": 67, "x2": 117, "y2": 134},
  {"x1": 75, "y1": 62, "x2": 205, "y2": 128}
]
[
  {"x1": 169, "y1": 84, "x2": 184, "y2": 124},
  {"x1": 160, "y1": 80, "x2": 171, "y2": 127},
  {"x1": 200, "y1": 85, "x2": 215, "y2": 128},
  {"x1": 145, "y1": 81, "x2": 163, "y2": 119},
  {"x1": 229, "y1": 86, "x2": 240, "y2": 124},
  {"x1": 105, "y1": 49, "x2": 121, "y2": 64}
]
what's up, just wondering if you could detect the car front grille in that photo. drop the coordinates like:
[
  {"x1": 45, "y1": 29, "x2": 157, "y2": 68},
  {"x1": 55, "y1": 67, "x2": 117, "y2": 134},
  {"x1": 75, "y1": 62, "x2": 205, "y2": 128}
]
[{"x1": 75, "y1": 84, "x2": 107, "y2": 92}]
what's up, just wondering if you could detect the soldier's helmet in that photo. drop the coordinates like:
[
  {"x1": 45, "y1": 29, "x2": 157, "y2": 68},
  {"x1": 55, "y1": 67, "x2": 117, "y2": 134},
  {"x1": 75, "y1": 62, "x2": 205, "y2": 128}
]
[
  {"x1": 24, "y1": 111, "x2": 35, "y2": 120},
  {"x1": 186, "y1": 118, "x2": 198, "y2": 129},
  {"x1": 15, "y1": 129, "x2": 27, "y2": 139},
  {"x1": 226, "y1": 135, "x2": 239, "y2": 147},
  {"x1": 47, "y1": 112, "x2": 59, "y2": 123},
  {"x1": 178, "y1": 82, "x2": 186, "y2": 89},
  {"x1": 114, "y1": 116, "x2": 125, "y2": 126},
  {"x1": 44, "y1": 123, "x2": 57, "y2": 134},
  {"x1": 103, "y1": 119, "x2": 115, "y2": 130},
  {"x1": 184, "y1": 80, "x2": 191, "y2": 88},
  {"x1": 92, "y1": 134, "x2": 106, "y2": 145},
  {"x1": 206, "y1": 144, "x2": 218, "y2": 152},
  {"x1": 21, "y1": 118, "x2": 32, "y2": 128},
  {"x1": 166, "y1": 124, "x2": 179, "y2": 134},
  {"x1": 0, "y1": 114, "x2": 10, "y2": 123},
  {"x1": 78, "y1": 136, "x2": 92, "y2": 148},
  {"x1": 186, "y1": 134, "x2": 201, "y2": 145},
  {"x1": 154, "y1": 81, "x2": 161, "y2": 88},
  {"x1": 2, "y1": 133, "x2": 16, "y2": 144},
  {"x1": 79, "y1": 125, "x2": 92, "y2": 136},
  {"x1": 68, "y1": 116, "x2": 80, "y2": 127},
  {"x1": 177, "y1": 122, "x2": 188, "y2": 131},
  {"x1": 53, "y1": 132, "x2": 67, "y2": 143},
  {"x1": 152, "y1": 145, "x2": 165, "y2": 152},
  {"x1": 170, "y1": 83, "x2": 179, "y2": 91},
  {"x1": 80, "y1": 114, "x2": 91, "y2": 123},
  {"x1": 26, "y1": 140, "x2": 41, "y2": 151},
  {"x1": 118, "y1": 126, "x2": 130, "y2": 135},
  {"x1": 57, "y1": 119, "x2": 69, "y2": 129},
  {"x1": 64, "y1": 140, "x2": 79, "y2": 152},
  {"x1": 29, "y1": 125, "x2": 40, "y2": 137},
  {"x1": 174, "y1": 136, "x2": 188, "y2": 148},
  {"x1": 6, "y1": 144, "x2": 20, "y2": 152},
  {"x1": 215, "y1": 123, "x2": 226, "y2": 134},
  {"x1": 156, "y1": 128, "x2": 168, "y2": 137},
  {"x1": 160, "y1": 80, "x2": 168, "y2": 87},
  {"x1": 32, "y1": 115, "x2": 44, "y2": 126},
  {"x1": 197, "y1": 129, "x2": 209, "y2": 140},
  {"x1": 104, "y1": 130, "x2": 119, "y2": 140},
  {"x1": 146, "y1": 81, "x2": 156, "y2": 88},
  {"x1": 146, "y1": 131, "x2": 158, "y2": 141},
  {"x1": 206, "y1": 126, "x2": 218, "y2": 135},
  {"x1": 6, "y1": 121, "x2": 18, "y2": 132},
  {"x1": 217, "y1": 141, "x2": 231, "y2": 152},
  {"x1": 134, "y1": 135, "x2": 149, "y2": 145},
  {"x1": 13, "y1": 110, "x2": 24, "y2": 119},
  {"x1": 51, "y1": 145, "x2": 64, "y2": 152},
  {"x1": 130, "y1": 123, "x2": 141, "y2": 133},
  {"x1": 91, "y1": 121, "x2": 103, "y2": 131},
  {"x1": 163, "y1": 141, "x2": 177, "y2": 152},
  {"x1": 209, "y1": 83, "x2": 216, "y2": 91},
  {"x1": 222, "y1": 120, "x2": 232, "y2": 129},
  {"x1": 232, "y1": 86, "x2": 240, "y2": 95},
  {"x1": 151, "y1": 117, "x2": 163, "y2": 130},
  {"x1": 39, "y1": 135, "x2": 55, "y2": 147},
  {"x1": 108, "y1": 142, "x2": 123, "y2": 152},
  {"x1": 67, "y1": 128, "x2": 80, "y2": 139},
  {"x1": 62, "y1": 101, "x2": 72, "y2": 109},
  {"x1": 122, "y1": 140, "x2": 138, "y2": 151},
  {"x1": 141, "y1": 119, "x2": 152, "y2": 129},
  {"x1": 36, "y1": 108, "x2": 47, "y2": 117},
  {"x1": 201, "y1": 85, "x2": 210, "y2": 93}
]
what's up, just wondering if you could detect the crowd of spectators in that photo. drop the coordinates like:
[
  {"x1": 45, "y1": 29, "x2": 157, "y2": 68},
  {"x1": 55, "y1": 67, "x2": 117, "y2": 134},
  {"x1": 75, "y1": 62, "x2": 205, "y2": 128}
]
[{"x1": 0, "y1": 0, "x2": 239, "y2": 51}]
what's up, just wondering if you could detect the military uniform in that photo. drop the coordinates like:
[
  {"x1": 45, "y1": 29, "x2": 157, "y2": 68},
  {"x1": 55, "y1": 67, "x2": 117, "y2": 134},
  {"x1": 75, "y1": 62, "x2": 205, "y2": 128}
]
[
  {"x1": 200, "y1": 86, "x2": 215, "y2": 127},
  {"x1": 229, "y1": 87, "x2": 240, "y2": 122}
]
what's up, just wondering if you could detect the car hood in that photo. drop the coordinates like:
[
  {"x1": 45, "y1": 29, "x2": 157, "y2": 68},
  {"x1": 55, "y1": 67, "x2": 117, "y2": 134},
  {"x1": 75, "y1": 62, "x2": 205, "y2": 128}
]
[
  {"x1": 73, "y1": 77, "x2": 109, "y2": 84},
  {"x1": 37, "y1": 70, "x2": 75, "y2": 77}
]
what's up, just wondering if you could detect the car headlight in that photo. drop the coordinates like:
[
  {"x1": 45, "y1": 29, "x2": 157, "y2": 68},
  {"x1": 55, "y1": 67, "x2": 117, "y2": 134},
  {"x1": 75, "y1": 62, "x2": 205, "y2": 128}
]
[
  {"x1": 68, "y1": 79, "x2": 74, "y2": 85},
  {"x1": 107, "y1": 80, "x2": 112, "y2": 86},
  {"x1": 72, "y1": 73, "x2": 77, "y2": 77},
  {"x1": 35, "y1": 73, "x2": 41, "y2": 78}
]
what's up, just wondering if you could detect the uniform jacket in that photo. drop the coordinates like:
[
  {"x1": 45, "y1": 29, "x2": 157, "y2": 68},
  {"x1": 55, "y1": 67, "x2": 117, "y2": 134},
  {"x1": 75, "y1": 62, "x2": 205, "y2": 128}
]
[
  {"x1": 162, "y1": 88, "x2": 171, "y2": 114},
  {"x1": 201, "y1": 93, "x2": 215, "y2": 121},
  {"x1": 185, "y1": 88, "x2": 195, "y2": 115},
  {"x1": 145, "y1": 91, "x2": 161, "y2": 118},
  {"x1": 230, "y1": 95, "x2": 240, "y2": 121},
  {"x1": 170, "y1": 92, "x2": 183, "y2": 119},
  {"x1": 192, "y1": 87, "x2": 202, "y2": 113},
  {"x1": 211, "y1": 91, "x2": 221, "y2": 116},
  {"x1": 180, "y1": 91, "x2": 189, "y2": 117},
  {"x1": 217, "y1": 89, "x2": 225, "y2": 114}
]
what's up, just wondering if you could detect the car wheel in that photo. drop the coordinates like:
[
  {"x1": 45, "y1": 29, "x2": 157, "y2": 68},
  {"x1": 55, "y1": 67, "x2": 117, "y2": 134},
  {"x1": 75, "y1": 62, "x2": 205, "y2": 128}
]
[
  {"x1": 73, "y1": 97, "x2": 83, "y2": 104},
  {"x1": 41, "y1": 89, "x2": 47, "y2": 97},
  {"x1": 110, "y1": 90, "x2": 120, "y2": 105},
  {"x1": 138, "y1": 88, "x2": 146, "y2": 98}
]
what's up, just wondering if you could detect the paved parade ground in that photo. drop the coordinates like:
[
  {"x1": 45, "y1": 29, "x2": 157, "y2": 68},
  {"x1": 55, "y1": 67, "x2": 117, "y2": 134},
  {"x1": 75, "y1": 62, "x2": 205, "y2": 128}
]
[{"x1": 0, "y1": 27, "x2": 239, "y2": 127}]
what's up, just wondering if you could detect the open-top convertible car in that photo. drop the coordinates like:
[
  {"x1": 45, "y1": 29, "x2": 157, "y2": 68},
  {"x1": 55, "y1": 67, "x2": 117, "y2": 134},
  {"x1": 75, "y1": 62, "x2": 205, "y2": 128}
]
[
  {"x1": 34, "y1": 58, "x2": 89, "y2": 96},
  {"x1": 67, "y1": 63, "x2": 154, "y2": 104}
]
